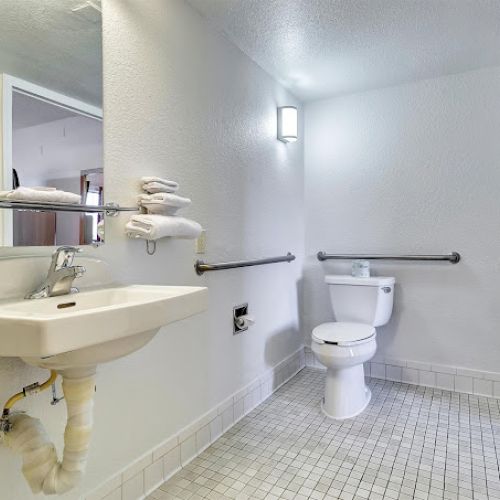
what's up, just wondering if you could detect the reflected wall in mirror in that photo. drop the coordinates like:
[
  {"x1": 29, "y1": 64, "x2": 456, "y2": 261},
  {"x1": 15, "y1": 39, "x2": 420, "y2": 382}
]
[{"x1": 0, "y1": 0, "x2": 103, "y2": 247}]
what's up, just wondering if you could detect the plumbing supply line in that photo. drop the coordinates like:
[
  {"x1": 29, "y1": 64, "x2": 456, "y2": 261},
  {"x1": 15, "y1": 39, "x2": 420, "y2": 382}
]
[
  {"x1": 4, "y1": 370, "x2": 97, "y2": 495},
  {"x1": 2, "y1": 370, "x2": 58, "y2": 418}
]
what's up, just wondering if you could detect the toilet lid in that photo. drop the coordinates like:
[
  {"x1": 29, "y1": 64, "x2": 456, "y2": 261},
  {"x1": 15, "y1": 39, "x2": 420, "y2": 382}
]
[{"x1": 312, "y1": 322, "x2": 375, "y2": 345}]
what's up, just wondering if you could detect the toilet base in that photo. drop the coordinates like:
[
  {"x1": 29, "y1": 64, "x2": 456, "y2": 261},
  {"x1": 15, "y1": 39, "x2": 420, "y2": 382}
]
[
  {"x1": 321, "y1": 386, "x2": 371, "y2": 420},
  {"x1": 321, "y1": 363, "x2": 372, "y2": 419}
]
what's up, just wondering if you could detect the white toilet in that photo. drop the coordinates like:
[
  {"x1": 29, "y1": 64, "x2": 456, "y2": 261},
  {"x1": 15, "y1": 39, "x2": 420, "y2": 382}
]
[{"x1": 312, "y1": 275, "x2": 395, "y2": 420}]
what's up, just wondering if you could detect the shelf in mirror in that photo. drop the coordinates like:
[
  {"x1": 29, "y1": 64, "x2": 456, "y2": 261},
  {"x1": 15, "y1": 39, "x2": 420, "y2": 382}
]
[{"x1": 0, "y1": 200, "x2": 138, "y2": 217}]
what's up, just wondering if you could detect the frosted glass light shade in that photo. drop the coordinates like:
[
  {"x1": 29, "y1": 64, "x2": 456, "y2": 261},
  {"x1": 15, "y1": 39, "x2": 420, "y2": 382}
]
[{"x1": 277, "y1": 106, "x2": 298, "y2": 143}]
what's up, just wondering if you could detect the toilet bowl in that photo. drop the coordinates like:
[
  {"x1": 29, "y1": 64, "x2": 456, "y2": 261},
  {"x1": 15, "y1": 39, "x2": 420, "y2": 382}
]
[
  {"x1": 312, "y1": 275, "x2": 395, "y2": 420},
  {"x1": 312, "y1": 322, "x2": 376, "y2": 419}
]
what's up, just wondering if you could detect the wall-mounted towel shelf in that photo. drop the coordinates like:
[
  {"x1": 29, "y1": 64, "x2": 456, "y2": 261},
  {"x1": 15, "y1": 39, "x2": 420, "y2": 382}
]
[
  {"x1": 317, "y1": 251, "x2": 461, "y2": 264},
  {"x1": 0, "y1": 200, "x2": 138, "y2": 217},
  {"x1": 195, "y1": 252, "x2": 295, "y2": 275}
]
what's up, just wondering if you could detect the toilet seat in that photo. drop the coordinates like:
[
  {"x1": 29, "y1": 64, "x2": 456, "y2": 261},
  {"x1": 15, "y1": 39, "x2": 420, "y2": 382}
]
[{"x1": 312, "y1": 322, "x2": 375, "y2": 346}]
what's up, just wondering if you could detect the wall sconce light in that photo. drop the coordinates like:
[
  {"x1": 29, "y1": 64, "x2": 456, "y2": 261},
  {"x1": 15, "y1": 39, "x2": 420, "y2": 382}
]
[{"x1": 277, "y1": 106, "x2": 298, "y2": 143}]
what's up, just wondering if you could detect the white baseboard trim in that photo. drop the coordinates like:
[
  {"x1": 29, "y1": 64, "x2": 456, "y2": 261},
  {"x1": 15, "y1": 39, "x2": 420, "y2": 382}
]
[
  {"x1": 304, "y1": 346, "x2": 500, "y2": 399},
  {"x1": 85, "y1": 347, "x2": 306, "y2": 500}
]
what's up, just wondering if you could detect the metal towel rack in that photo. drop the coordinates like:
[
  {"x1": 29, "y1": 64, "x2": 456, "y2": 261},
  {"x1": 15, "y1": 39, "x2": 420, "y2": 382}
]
[
  {"x1": 0, "y1": 200, "x2": 138, "y2": 216},
  {"x1": 317, "y1": 251, "x2": 461, "y2": 264},
  {"x1": 195, "y1": 252, "x2": 295, "y2": 275}
]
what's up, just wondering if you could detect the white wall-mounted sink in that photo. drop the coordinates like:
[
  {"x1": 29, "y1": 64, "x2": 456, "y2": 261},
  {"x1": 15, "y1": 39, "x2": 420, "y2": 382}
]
[
  {"x1": 0, "y1": 256, "x2": 208, "y2": 496},
  {"x1": 0, "y1": 284, "x2": 208, "y2": 370}
]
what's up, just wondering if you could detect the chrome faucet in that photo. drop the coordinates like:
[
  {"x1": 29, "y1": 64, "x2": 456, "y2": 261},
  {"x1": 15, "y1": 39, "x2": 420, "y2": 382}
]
[{"x1": 25, "y1": 246, "x2": 86, "y2": 299}]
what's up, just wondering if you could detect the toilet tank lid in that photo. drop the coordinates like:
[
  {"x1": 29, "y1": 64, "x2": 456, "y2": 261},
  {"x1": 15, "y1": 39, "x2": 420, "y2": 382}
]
[{"x1": 325, "y1": 275, "x2": 395, "y2": 286}]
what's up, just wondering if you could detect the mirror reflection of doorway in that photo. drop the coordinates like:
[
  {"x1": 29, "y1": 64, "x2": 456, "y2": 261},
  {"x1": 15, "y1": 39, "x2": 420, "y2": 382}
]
[
  {"x1": 80, "y1": 169, "x2": 104, "y2": 244},
  {"x1": 10, "y1": 90, "x2": 103, "y2": 246}
]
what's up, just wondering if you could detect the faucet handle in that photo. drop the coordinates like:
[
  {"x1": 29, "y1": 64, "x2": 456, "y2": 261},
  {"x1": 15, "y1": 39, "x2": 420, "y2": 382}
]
[
  {"x1": 55, "y1": 246, "x2": 83, "y2": 254},
  {"x1": 51, "y1": 246, "x2": 82, "y2": 270},
  {"x1": 74, "y1": 265, "x2": 86, "y2": 278}
]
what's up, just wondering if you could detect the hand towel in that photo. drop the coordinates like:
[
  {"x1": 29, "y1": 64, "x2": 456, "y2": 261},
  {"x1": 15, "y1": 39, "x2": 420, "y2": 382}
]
[
  {"x1": 137, "y1": 193, "x2": 191, "y2": 215},
  {"x1": 0, "y1": 186, "x2": 81, "y2": 204},
  {"x1": 126, "y1": 214, "x2": 202, "y2": 240},
  {"x1": 142, "y1": 181, "x2": 179, "y2": 194},
  {"x1": 141, "y1": 176, "x2": 179, "y2": 187},
  {"x1": 141, "y1": 176, "x2": 179, "y2": 194}
]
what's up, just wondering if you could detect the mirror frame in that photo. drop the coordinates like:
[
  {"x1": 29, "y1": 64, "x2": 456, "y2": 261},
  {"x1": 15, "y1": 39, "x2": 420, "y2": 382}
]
[{"x1": 0, "y1": 74, "x2": 103, "y2": 246}]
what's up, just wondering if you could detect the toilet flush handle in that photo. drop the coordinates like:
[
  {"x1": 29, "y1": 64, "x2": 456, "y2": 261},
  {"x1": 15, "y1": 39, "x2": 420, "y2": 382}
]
[{"x1": 381, "y1": 286, "x2": 392, "y2": 293}]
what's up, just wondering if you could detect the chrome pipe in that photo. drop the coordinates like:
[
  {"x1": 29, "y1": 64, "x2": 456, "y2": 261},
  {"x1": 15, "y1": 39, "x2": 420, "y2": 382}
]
[
  {"x1": 195, "y1": 252, "x2": 295, "y2": 275},
  {"x1": 317, "y1": 251, "x2": 460, "y2": 264}
]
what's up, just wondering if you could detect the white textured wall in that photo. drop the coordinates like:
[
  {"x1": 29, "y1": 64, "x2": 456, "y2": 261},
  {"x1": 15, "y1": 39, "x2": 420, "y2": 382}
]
[
  {"x1": 0, "y1": 0, "x2": 303, "y2": 498},
  {"x1": 304, "y1": 66, "x2": 500, "y2": 372}
]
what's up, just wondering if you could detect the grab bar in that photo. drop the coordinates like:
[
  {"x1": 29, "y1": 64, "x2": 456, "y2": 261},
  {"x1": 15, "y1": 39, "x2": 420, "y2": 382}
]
[
  {"x1": 317, "y1": 251, "x2": 460, "y2": 264},
  {"x1": 195, "y1": 252, "x2": 295, "y2": 275}
]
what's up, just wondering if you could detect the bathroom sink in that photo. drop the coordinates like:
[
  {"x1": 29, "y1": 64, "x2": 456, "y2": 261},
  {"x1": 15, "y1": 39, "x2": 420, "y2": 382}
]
[{"x1": 0, "y1": 285, "x2": 208, "y2": 370}]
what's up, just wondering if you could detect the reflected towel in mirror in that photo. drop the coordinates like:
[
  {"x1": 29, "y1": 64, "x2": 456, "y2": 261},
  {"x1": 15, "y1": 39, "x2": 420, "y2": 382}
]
[{"x1": 0, "y1": 186, "x2": 81, "y2": 204}]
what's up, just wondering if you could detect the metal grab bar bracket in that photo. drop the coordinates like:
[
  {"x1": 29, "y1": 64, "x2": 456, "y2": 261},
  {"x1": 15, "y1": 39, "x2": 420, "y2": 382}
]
[
  {"x1": 317, "y1": 251, "x2": 460, "y2": 264},
  {"x1": 195, "y1": 252, "x2": 295, "y2": 275}
]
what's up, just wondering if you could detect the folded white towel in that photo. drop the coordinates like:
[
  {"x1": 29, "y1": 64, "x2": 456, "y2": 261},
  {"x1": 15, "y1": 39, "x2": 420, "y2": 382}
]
[
  {"x1": 141, "y1": 176, "x2": 179, "y2": 187},
  {"x1": 0, "y1": 186, "x2": 81, "y2": 204},
  {"x1": 137, "y1": 192, "x2": 190, "y2": 203},
  {"x1": 142, "y1": 181, "x2": 179, "y2": 194},
  {"x1": 137, "y1": 193, "x2": 191, "y2": 215},
  {"x1": 140, "y1": 203, "x2": 178, "y2": 216},
  {"x1": 126, "y1": 214, "x2": 202, "y2": 240},
  {"x1": 141, "y1": 176, "x2": 179, "y2": 194}
]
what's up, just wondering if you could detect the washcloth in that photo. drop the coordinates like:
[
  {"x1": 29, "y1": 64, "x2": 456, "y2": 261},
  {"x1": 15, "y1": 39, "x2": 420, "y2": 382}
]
[
  {"x1": 137, "y1": 192, "x2": 191, "y2": 215},
  {"x1": 141, "y1": 176, "x2": 179, "y2": 194},
  {"x1": 0, "y1": 186, "x2": 81, "y2": 204},
  {"x1": 126, "y1": 214, "x2": 202, "y2": 240}
]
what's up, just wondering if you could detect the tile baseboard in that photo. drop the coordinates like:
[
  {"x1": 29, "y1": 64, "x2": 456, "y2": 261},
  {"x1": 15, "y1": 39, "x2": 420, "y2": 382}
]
[
  {"x1": 85, "y1": 347, "x2": 306, "y2": 500},
  {"x1": 304, "y1": 346, "x2": 500, "y2": 399}
]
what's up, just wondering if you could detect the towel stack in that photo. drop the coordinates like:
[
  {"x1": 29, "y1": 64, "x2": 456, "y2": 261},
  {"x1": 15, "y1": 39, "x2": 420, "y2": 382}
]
[
  {"x1": 137, "y1": 176, "x2": 191, "y2": 215},
  {"x1": 126, "y1": 176, "x2": 202, "y2": 241},
  {"x1": 141, "y1": 176, "x2": 179, "y2": 194}
]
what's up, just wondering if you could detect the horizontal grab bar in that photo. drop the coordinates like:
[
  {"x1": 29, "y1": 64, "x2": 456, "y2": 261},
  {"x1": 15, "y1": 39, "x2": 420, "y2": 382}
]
[
  {"x1": 195, "y1": 252, "x2": 295, "y2": 275},
  {"x1": 317, "y1": 251, "x2": 461, "y2": 264},
  {"x1": 0, "y1": 200, "x2": 138, "y2": 216}
]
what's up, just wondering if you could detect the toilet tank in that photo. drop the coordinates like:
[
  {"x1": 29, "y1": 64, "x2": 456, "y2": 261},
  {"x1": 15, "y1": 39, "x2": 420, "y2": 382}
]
[{"x1": 325, "y1": 275, "x2": 395, "y2": 327}]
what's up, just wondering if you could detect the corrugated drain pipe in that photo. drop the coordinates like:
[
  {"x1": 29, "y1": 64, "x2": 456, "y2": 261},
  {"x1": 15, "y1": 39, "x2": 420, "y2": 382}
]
[{"x1": 1, "y1": 368, "x2": 96, "y2": 495}]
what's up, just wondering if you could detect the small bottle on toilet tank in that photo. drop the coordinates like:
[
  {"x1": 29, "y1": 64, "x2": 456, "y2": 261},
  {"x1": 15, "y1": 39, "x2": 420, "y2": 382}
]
[{"x1": 352, "y1": 260, "x2": 370, "y2": 277}]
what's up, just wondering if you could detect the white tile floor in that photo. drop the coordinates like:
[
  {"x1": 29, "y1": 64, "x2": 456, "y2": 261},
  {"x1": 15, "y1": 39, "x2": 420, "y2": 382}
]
[{"x1": 149, "y1": 368, "x2": 500, "y2": 500}]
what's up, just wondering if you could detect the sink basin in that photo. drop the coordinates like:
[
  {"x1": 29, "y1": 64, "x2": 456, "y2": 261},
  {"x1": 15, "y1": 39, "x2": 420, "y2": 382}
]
[{"x1": 0, "y1": 285, "x2": 208, "y2": 370}]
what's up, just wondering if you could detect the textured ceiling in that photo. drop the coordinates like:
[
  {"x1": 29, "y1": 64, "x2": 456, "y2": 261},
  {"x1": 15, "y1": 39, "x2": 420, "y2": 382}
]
[
  {"x1": 187, "y1": 0, "x2": 500, "y2": 102},
  {"x1": 0, "y1": 0, "x2": 102, "y2": 106}
]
